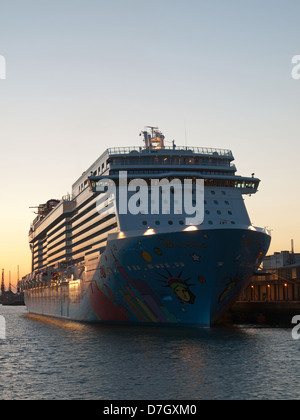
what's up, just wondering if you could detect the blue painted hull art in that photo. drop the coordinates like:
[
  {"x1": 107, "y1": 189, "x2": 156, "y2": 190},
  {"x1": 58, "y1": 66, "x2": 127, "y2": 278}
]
[{"x1": 25, "y1": 228, "x2": 270, "y2": 326}]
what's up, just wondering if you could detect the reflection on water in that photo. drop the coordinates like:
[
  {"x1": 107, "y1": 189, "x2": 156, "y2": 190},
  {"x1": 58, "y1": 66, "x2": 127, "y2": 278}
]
[{"x1": 0, "y1": 305, "x2": 299, "y2": 400}]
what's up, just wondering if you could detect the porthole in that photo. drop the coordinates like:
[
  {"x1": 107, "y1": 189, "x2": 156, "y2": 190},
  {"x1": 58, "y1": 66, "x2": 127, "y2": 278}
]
[
  {"x1": 228, "y1": 211, "x2": 233, "y2": 215},
  {"x1": 179, "y1": 220, "x2": 184, "y2": 225},
  {"x1": 211, "y1": 191, "x2": 216, "y2": 195},
  {"x1": 168, "y1": 221, "x2": 173, "y2": 225},
  {"x1": 205, "y1": 210, "x2": 210, "y2": 215},
  {"x1": 142, "y1": 221, "x2": 147, "y2": 225},
  {"x1": 214, "y1": 200, "x2": 219, "y2": 205},
  {"x1": 225, "y1": 201, "x2": 230, "y2": 205},
  {"x1": 221, "y1": 191, "x2": 226, "y2": 195},
  {"x1": 155, "y1": 221, "x2": 160, "y2": 225},
  {"x1": 208, "y1": 220, "x2": 213, "y2": 225},
  {"x1": 231, "y1": 221, "x2": 236, "y2": 225},
  {"x1": 217, "y1": 210, "x2": 221, "y2": 215}
]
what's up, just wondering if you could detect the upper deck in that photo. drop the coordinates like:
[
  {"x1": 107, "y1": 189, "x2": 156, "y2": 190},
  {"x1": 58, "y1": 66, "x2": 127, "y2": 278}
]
[
  {"x1": 107, "y1": 145, "x2": 235, "y2": 173},
  {"x1": 107, "y1": 144, "x2": 233, "y2": 158},
  {"x1": 71, "y1": 127, "x2": 236, "y2": 197},
  {"x1": 107, "y1": 127, "x2": 234, "y2": 165}
]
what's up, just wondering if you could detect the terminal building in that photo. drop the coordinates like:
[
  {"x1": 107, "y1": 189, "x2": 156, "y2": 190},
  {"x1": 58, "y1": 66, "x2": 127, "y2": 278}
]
[
  {"x1": 238, "y1": 247, "x2": 300, "y2": 302},
  {"x1": 228, "y1": 245, "x2": 300, "y2": 324}
]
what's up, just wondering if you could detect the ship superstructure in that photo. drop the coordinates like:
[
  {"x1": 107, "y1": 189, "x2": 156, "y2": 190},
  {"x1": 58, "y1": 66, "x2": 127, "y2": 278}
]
[{"x1": 21, "y1": 127, "x2": 271, "y2": 326}]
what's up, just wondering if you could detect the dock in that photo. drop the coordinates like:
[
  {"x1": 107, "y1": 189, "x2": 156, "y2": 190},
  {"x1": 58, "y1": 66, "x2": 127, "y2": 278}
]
[{"x1": 228, "y1": 301, "x2": 300, "y2": 325}]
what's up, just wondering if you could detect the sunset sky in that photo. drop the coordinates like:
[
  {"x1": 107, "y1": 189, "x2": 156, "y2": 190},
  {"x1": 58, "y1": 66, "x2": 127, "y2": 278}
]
[{"x1": 0, "y1": 0, "x2": 300, "y2": 288}]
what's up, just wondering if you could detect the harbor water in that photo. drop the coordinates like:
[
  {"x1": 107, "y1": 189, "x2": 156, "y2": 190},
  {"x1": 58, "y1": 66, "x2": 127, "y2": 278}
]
[{"x1": 0, "y1": 305, "x2": 299, "y2": 400}]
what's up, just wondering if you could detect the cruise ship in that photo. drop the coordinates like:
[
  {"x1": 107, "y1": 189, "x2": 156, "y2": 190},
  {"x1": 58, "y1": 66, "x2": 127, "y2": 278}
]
[{"x1": 20, "y1": 127, "x2": 271, "y2": 326}]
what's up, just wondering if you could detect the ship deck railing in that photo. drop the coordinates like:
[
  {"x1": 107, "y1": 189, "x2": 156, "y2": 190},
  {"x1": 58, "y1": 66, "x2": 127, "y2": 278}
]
[{"x1": 107, "y1": 145, "x2": 233, "y2": 157}]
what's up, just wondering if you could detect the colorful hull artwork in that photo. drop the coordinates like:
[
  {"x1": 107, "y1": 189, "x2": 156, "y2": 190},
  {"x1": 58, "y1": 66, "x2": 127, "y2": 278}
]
[{"x1": 24, "y1": 228, "x2": 271, "y2": 326}]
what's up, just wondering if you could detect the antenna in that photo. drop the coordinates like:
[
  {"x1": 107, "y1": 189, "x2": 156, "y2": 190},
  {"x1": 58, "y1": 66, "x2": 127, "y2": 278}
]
[
  {"x1": 1, "y1": 269, "x2": 5, "y2": 295},
  {"x1": 146, "y1": 126, "x2": 158, "y2": 138},
  {"x1": 184, "y1": 119, "x2": 187, "y2": 147},
  {"x1": 17, "y1": 265, "x2": 20, "y2": 293},
  {"x1": 291, "y1": 239, "x2": 295, "y2": 265}
]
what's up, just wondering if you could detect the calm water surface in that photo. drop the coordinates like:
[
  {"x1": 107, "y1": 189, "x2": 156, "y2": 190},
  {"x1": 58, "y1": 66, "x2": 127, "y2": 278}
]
[{"x1": 0, "y1": 305, "x2": 299, "y2": 400}]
